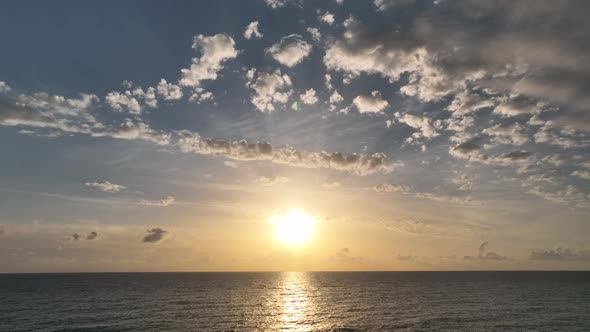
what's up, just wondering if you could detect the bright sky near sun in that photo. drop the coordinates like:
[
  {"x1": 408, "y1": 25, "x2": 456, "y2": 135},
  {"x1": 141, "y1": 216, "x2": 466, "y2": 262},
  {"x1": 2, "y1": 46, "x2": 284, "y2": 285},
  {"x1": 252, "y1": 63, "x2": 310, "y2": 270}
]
[{"x1": 1, "y1": 0, "x2": 590, "y2": 272}]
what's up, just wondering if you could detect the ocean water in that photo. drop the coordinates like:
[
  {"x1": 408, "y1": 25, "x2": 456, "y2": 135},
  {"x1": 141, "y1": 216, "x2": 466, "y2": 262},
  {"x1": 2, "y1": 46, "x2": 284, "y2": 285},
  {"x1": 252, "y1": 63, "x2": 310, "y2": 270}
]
[{"x1": 1, "y1": 272, "x2": 590, "y2": 331}]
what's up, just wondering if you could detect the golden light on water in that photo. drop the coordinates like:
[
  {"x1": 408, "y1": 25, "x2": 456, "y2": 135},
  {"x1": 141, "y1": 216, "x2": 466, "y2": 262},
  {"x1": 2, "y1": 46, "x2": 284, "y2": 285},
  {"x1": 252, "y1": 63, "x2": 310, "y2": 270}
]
[{"x1": 269, "y1": 209, "x2": 318, "y2": 246}]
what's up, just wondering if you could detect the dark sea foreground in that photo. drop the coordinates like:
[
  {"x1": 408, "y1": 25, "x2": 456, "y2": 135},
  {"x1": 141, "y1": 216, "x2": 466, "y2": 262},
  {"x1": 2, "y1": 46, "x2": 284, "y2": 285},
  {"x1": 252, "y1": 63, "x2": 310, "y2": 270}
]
[{"x1": 1, "y1": 271, "x2": 590, "y2": 331}]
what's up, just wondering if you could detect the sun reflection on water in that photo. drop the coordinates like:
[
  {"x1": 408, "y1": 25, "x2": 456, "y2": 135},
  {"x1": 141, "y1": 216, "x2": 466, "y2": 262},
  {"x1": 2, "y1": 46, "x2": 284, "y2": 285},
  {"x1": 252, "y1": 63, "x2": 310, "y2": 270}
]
[{"x1": 274, "y1": 272, "x2": 316, "y2": 331}]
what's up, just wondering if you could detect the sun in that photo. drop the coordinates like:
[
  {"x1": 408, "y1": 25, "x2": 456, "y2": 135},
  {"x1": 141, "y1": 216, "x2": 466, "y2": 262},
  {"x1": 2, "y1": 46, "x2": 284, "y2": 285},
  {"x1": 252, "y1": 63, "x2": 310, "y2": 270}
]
[{"x1": 269, "y1": 209, "x2": 317, "y2": 245}]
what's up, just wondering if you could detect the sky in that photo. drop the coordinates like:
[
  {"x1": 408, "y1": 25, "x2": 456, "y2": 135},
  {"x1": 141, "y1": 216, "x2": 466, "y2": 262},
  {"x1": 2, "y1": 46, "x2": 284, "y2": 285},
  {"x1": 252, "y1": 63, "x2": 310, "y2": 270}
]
[{"x1": 1, "y1": 0, "x2": 590, "y2": 272}]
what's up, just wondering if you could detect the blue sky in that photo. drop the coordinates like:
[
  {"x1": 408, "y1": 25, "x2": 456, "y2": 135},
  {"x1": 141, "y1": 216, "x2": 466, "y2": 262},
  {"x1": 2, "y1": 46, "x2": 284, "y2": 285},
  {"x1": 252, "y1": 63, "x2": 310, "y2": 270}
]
[{"x1": 1, "y1": 0, "x2": 590, "y2": 272}]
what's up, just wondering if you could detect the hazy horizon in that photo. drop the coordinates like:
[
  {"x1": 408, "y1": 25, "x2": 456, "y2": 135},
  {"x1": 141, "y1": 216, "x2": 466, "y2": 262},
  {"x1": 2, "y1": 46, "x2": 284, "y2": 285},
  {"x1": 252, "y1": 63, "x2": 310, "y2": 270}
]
[{"x1": 1, "y1": 0, "x2": 590, "y2": 273}]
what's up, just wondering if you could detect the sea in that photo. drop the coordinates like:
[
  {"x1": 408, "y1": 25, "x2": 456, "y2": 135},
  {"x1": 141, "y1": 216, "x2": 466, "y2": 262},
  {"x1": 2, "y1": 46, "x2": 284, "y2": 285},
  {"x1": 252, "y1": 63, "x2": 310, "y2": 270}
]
[{"x1": 1, "y1": 271, "x2": 589, "y2": 331}]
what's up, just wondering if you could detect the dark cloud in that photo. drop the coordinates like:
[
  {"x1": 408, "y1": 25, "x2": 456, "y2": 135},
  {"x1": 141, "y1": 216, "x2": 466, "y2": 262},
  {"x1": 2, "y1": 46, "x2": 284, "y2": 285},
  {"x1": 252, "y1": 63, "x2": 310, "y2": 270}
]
[
  {"x1": 177, "y1": 132, "x2": 397, "y2": 176},
  {"x1": 71, "y1": 231, "x2": 99, "y2": 241},
  {"x1": 142, "y1": 228, "x2": 169, "y2": 243},
  {"x1": 464, "y1": 241, "x2": 507, "y2": 261},
  {"x1": 529, "y1": 247, "x2": 590, "y2": 261},
  {"x1": 86, "y1": 231, "x2": 98, "y2": 240}
]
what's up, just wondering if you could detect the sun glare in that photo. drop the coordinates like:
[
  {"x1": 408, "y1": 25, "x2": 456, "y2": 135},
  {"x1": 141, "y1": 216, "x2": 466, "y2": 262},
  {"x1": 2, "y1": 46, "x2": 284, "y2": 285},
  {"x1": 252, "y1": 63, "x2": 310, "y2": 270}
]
[{"x1": 269, "y1": 209, "x2": 317, "y2": 245}]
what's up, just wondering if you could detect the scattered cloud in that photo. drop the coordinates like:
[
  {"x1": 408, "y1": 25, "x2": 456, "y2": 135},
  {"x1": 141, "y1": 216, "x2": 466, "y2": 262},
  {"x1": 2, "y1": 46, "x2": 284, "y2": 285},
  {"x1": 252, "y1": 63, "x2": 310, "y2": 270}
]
[
  {"x1": 352, "y1": 91, "x2": 389, "y2": 114},
  {"x1": 180, "y1": 34, "x2": 238, "y2": 87},
  {"x1": 71, "y1": 231, "x2": 99, "y2": 241},
  {"x1": 138, "y1": 196, "x2": 175, "y2": 207},
  {"x1": 244, "y1": 21, "x2": 263, "y2": 39},
  {"x1": 266, "y1": 34, "x2": 312, "y2": 67},
  {"x1": 530, "y1": 247, "x2": 590, "y2": 261},
  {"x1": 300, "y1": 88, "x2": 318, "y2": 105},
  {"x1": 464, "y1": 241, "x2": 507, "y2": 260},
  {"x1": 85, "y1": 181, "x2": 126, "y2": 193},
  {"x1": 156, "y1": 79, "x2": 183, "y2": 100},
  {"x1": 307, "y1": 27, "x2": 321, "y2": 42},
  {"x1": 318, "y1": 11, "x2": 335, "y2": 25},
  {"x1": 0, "y1": 81, "x2": 11, "y2": 93},
  {"x1": 106, "y1": 91, "x2": 141, "y2": 114},
  {"x1": 256, "y1": 175, "x2": 290, "y2": 186},
  {"x1": 246, "y1": 69, "x2": 292, "y2": 112},
  {"x1": 142, "y1": 227, "x2": 169, "y2": 243},
  {"x1": 331, "y1": 247, "x2": 364, "y2": 262}
]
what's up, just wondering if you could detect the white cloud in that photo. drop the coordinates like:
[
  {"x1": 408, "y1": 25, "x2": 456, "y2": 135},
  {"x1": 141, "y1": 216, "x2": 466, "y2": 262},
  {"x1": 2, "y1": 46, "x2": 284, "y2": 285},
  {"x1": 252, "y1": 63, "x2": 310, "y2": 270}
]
[
  {"x1": 156, "y1": 79, "x2": 183, "y2": 100},
  {"x1": 105, "y1": 91, "x2": 141, "y2": 114},
  {"x1": 266, "y1": 34, "x2": 312, "y2": 67},
  {"x1": 99, "y1": 119, "x2": 171, "y2": 146},
  {"x1": 395, "y1": 113, "x2": 439, "y2": 139},
  {"x1": 329, "y1": 90, "x2": 344, "y2": 104},
  {"x1": 246, "y1": 69, "x2": 292, "y2": 112},
  {"x1": 244, "y1": 21, "x2": 263, "y2": 39},
  {"x1": 189, "y1": 91, "x2": 214, "y2": 104},
  {"x1": 85, "y1": 181, "x2": 126, "y2": 193},
  {"x1": 482, "y1": 122, "x2": 528, "y2": 146},
  {"x1": 138, "y1": 196, "x2": 175, "y2": 207},
  {"x1": 0, "y1": 81, "x2": 11, "y2": 93},
  {"x1": 132, "y1": 87, "x2": 157, "y2": 108},
  {"x1": 180, "y1": 34, "x2": 238, "y2": 87},
  {"x1": 177, "y1": 132, "x2": 396, "y2": 176},
  {"x1": 319, "y1": 11, "x2": 335, "y2": 25},
  {"x1": 307, "y1": 27, "x2": 321, "y2": 42},
  {"x1": 353, "y1": 91, "x2": 389, "y2": 114},
  {"x1": 300, "y1": 89, "x2": 318, "y2": 105},
  {"x1": 264, "y1": 0, "x2": 289, "y2": 8}
]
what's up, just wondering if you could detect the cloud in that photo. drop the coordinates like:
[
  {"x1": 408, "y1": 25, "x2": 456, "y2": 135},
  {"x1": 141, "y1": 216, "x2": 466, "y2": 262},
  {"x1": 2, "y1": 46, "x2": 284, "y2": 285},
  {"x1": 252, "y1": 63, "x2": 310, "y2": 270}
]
[
  {"x1": 85, "y1": 181, "x2": 127, "y2": 193},
  {"x1": 131, "y1": 86, "x2": 158, "y2": 108},
  {"x1": 372, "y1": 182, "x2": 472, "y2": 204},
  {"x1": 482, "y1": 122, "x2": 528, "y2": 146},
  {"x1": 256, "y1": 175, "x2": 290, "y2": 186},
  {"x1": 138, "y1": 196, "x2": 175, "y2": 207},
  {"x1": 300, "y1": 88, "x2": 318, "y2": 105},
  {"x1": 98, "y1": 119, "x2": 171, "y2": 146},
  {"x1": 246, "y1": 69, "x2": 292, "y2": 112},
  {"x1": 329, "y1": 90, "x2": 343, "y2": 104},
  {"x1": 452, "y1": 173, "x2": 473, "y2": 191},
  {"x1": 322, "y1": 1, "x2": 590, "y2": 146},
  {"x1": 319, "y1": 11, "x2": 335, "y2": 25},
  {"x1": 180, "y1": 34, "x2": 238, "y2": 87},
  {"x1": 527, "y1": 185, "x2": 588, "y2": 207},
  {"x1": 493, "y1": 95, "x2": 543, "y2": 117},
  {"x1": 352, "y1": 91, "x2": 389, "y2": 114},
  {"x1": 0, "y1": 81, "x2": 11, "y2": 93},
  {"x1": 70, "y1": 231, "x2": 99, "y2": 241},
  {"x1": 571, "y1": 170, "x2": 590, "y2": 180},
  {"x1": 394, "y1": 113, "x2": 439, "y2": 138},
  {"x1": 177, "y1": 132, "x2": 396, "y2": 176},
  {"x1": 266, "y1": 34, "x2": 312, "y2": 67},
  {"x1": 530, "y1": 247, "x2": 590, "y2": 261},
  {"x1": 331, "y1": 247, "x2": 364, "y2": 262},
  {"x1": 156, "y1": 79, "x2": 183, "y2": 100},
  {"x1": 106, "y1": 91, "x2": 142, "y2": 114},
  {"x1": 464, "y1": 241, "x2": 507, "y2": 260},
  {"x1": 0, "y1": 92, "x2": 101, "y2": 134},
  {"x1": 322, "y1": 181, "x2": 341, "y2": 188},
  {"x1": 374, "y1": 0, "x2": 415, "y2": 11},
  {"x1": 142, "y1": 227, "x2": 169, "y2": 243},
  {"x1": 397, "y1": 253, "x2": 418, "y2": 261},
  {"x1": 307, "y1": 27, "x2": 321, "y2": 42},
  {"x1": 244, "y1": 21, "x2": 263, "y2": 39},
  {"x1": 264, "y1": 0, "x2": 289, "y2": 8}
]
